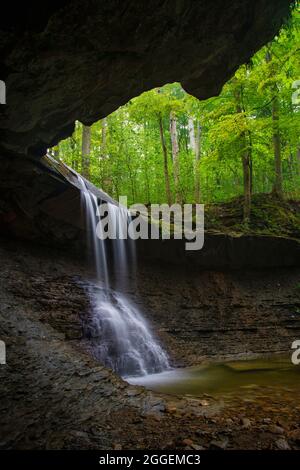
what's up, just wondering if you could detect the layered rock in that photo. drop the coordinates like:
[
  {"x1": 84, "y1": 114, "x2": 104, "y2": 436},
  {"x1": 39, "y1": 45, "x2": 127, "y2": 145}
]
[
  {"x1": 133, "y1": 264, "x2": 300, "y2": 365},
  {"x1": 1, "y1": 238, "x2": 300, "y2": 449}
]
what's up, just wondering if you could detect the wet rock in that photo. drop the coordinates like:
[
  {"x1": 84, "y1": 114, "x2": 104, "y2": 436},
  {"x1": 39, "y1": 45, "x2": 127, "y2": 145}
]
[
  {"x1": 199, "y1": 399, "x2": 210, "y2": 407},
  {"x1": 288, "y1": 429, "x2": 300, "y2": 444},
  {"x1": 262, "y1": 418, "x2": 272, "y2": 424},
  {"x1": 241, "y1": 418, "x2": 251, "y2": 429},
  {"x1": 151, "y1": 403, "x2": 166, "y2": 413},
  {"x1": 182, "y1": 439, "x2": 194, "y2": 447},
  {"x1": 165, "y1": 404, "x2": 177, "y2": 414},
  {"x1": 210, "y1": 438, "x2": 229, "y2": 450},
  {"x1": 269, "y1": 425, "x2": 285, "y2": 435},
  {"x1": 275, "y1": 438, "x2": 290, "y2": 450},
  {"x1": 113, "y1": 443, "x2": 122, "y2": 450},
  {"x1": 191, "y1": 444, "x2": 205, "y2": 451},
  {"x1": 126, "y1": 388, "x2": 143, "y2": 397},
  {"x1": 71, "y1": 431, "x2": 89, "y2": 439}
]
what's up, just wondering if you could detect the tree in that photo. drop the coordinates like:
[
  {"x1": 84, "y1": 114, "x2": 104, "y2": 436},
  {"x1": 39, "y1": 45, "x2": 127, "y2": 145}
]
[
  {"x1": 81, "y1": 125, "x2": 91, "y2": 179},
  {"x1": 158, "y1": 112, "x2": 172, "y2": 205},
  {"x1": 195, "y1": 123, "x2": 202, "y2": 204},
  {"x1": 188, "y1": 118, "x2": 202, "y2": 204},
  {"x1": 233, "y1": 77, "x2": 252, "y2": 223},
  {"x1": 272, "y1": 87, "x2": 283, "y2": 198},
  {"x1": 101, "y1": 118, "x2": 107, "y2": 159},
  {"x1": 265, "y1": 47, "x2": 283, "y2": 198},
  {"x1": 170, "y1": 111, "x2": 181, "y2": 203}
]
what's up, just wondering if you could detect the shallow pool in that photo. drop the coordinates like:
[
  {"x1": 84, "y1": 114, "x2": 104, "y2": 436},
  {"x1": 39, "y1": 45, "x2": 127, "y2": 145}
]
[{"x1": 127, "y1": 357, "x2": 300, "y2": 397}]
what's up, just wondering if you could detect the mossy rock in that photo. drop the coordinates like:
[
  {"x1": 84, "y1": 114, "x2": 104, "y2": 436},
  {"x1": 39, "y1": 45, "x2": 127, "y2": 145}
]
[{"x1": 204, "y1": 194, "x2": 300, "y2": 240}]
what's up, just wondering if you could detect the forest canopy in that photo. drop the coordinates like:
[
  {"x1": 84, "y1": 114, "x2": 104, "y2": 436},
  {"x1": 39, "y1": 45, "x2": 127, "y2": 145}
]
[{"x1": 52, "y1": 6, "x2": 300, "y2": 223}]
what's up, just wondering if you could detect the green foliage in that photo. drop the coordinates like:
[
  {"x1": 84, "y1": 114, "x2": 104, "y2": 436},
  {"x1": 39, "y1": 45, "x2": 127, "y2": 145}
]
[{"x1": 56, "y1": 7, "x2": 300, "y2": 206}]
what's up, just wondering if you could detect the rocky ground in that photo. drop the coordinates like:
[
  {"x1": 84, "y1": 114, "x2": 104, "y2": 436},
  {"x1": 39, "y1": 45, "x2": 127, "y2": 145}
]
[
  {"x1": 0, "y1": 237, "x2": 300, "y2": 450},
  {"x1": 205, "y1": 194, "x2": 300, "y2": 239}
]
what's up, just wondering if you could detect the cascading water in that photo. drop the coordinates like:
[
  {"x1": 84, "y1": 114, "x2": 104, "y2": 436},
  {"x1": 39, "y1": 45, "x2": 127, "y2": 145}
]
[
  {"x1": 89, "y1": 293, "x2": 170, "y2": 377},
  {"x1": 78, "y1": 176, "x2": 169, "y2": 377}
]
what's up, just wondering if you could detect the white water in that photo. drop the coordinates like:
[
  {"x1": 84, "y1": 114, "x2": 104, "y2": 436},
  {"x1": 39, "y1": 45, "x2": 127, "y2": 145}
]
[
  {"x1": 89, "y1": 291, "x2": 169, "y2": 377},
  {"x1": 78, "y1": 176, "x2": 169, "y2": 377}
]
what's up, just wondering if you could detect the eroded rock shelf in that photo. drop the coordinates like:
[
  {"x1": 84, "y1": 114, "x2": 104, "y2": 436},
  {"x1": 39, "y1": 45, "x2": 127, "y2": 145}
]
[{"x1": 1, "y1": 238, "x2": 300, "y2": 449}]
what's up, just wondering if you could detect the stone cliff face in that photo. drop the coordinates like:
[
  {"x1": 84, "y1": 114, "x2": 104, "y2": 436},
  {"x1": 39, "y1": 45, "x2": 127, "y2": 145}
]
[
  {"x1": 137, "y1": 235, "x2": 300, "y2": 269},
  {"x1": 0, "y1": 154, "x2": 115, "y2": 245},
  {"x1": 133, "y1": 264, "x2": 300, "y2": 365}
]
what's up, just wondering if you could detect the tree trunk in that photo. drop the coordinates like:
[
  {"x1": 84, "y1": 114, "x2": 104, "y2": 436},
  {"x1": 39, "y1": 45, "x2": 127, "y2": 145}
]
[
  {"x1": 170, "y1": 111, "x2": 181, "y2": 204},
  {"x1": 70, "y1": 137, "x2": 78, "y2": 171},
  {"x1": 81, "y1": 124, "x2": 91, "y2": 179},
  {"x1": 194, "y1": 121, "x2": 202, "y2": 204},
  {"x1": 188, "y1": 117, "x2": 196, "y2": 152},
  {"x1": 247, "y1": 130, "x2": 253, "y2": 195},
  {"x1": 101, "y1": 118, "x2": 107, "y2": 159},
  {"x1": 242, "y1": 147, "x2": 251, "y2": 223},
  {"x1": 188, "y1": 118, "x2": 202, "y2": 203},
  {"x1": 271, "y1": 93, "x2": 283, "y2": 198},
  {"x1": 234, "y1": 84, "x2": 251, "y2": 224},
  {"x1": 266, "y1": 48, "x2": 283, "y2": 199},
  {"x1": 158, "y1": 113, "x2": 172, "y2": 205}
]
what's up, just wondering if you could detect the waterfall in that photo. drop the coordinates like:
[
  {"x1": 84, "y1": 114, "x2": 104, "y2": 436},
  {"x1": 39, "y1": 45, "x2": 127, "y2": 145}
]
[{"x1": 78, "y1": 176, "x2": 170, "y2": 377}]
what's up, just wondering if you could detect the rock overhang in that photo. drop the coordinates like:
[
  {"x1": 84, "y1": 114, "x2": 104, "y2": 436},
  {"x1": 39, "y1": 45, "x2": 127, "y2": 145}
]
[{"x1": 0, "y1": 0, "x2": 292, "y2": 159}]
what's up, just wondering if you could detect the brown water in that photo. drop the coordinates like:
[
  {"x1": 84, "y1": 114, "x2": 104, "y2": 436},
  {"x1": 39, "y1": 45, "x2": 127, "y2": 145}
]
[{"x1": 127, "y1": 357, "x2": 300, "y2": 398}]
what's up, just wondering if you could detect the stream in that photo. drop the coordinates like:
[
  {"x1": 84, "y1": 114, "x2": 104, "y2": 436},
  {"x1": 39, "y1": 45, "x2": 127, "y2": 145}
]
[{"x1": 127, "y1": 356, "x2": 300, "y2": 398}]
